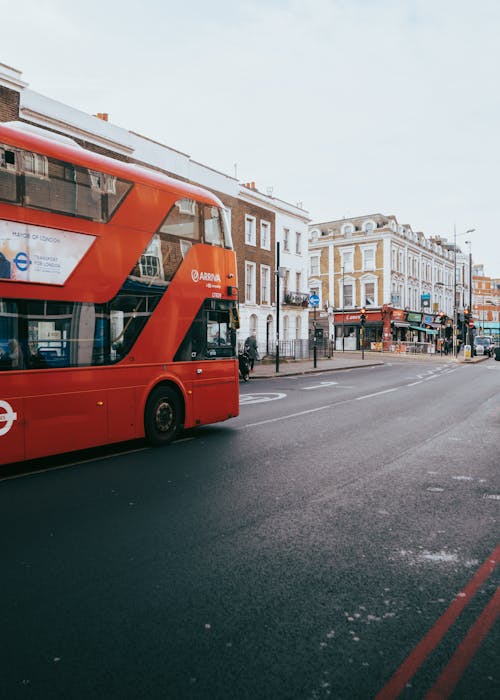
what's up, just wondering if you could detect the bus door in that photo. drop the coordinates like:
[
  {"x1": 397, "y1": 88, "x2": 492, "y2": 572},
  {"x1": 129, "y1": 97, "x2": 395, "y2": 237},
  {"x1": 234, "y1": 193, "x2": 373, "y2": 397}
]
[
  {"x1": 174, "y1": 300, "x2": 239, "y2": 426},
  {"x1": 21, "y1": 302, "x2": 109, "y2": 460}
]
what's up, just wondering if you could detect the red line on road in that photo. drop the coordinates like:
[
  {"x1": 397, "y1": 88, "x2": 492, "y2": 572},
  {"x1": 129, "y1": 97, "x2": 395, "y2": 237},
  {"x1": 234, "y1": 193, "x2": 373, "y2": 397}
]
[
  {"x1": 374, "y1": 543, "x2": 500, "y2": 700},
  {"x1": 425, "y1": 583, "x2": 500, "y2": 699}
]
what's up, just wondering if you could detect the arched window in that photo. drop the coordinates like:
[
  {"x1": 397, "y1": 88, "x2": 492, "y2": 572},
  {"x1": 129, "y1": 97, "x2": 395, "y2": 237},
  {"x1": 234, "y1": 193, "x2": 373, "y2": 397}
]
[
  {"x1": 283, "y1": 315, "x2": 289, "y2": 341},
  {"x1": 295, "y1": 315, "x2": 301, "y2": 339},
  {"x1": 249, "y1": 313, "x2": 258, "y2": 336}
]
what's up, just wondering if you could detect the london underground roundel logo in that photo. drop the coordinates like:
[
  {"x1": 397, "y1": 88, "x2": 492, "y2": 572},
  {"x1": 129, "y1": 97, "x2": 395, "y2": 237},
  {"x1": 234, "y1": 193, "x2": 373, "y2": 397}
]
[
  {"x1": 0, "y1": 400, "x2": 18, "y2": 436},
  {"x1": 191, "y1": 269, "x2": 200, "y2": 283},
  {"x1": 13, "y1": 252, "x2": 31, "y2": 272}
]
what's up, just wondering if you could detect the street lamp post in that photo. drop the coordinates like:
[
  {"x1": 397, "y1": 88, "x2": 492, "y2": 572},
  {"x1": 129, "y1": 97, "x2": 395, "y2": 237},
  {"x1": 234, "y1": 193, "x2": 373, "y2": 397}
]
[
  {"x1": 453, "y1": 227, "x2": 475, "y2": 357},
  {"x1": 466, "y1": 239, "x2": 473, "y2": 348},
  {"x1": 275, "y1": 241, "x2": 280, "y2": 373},
  {"x1": 341, "y1": 265, "x2": 345, "y2": 352}
]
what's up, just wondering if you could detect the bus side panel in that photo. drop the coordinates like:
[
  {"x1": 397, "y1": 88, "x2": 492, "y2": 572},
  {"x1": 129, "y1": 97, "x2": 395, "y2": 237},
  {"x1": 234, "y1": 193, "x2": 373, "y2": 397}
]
[
  {"x1": 0, "y1": 396, "x2": 25, "y2": 463},
  {"x1": 106, "y1": 386, "x2": 137, "y2": 443},
  {"x1": 180, "y1": 360, "x2": 239, "y2": 428},
  {"x1": 25, "y1": 389, "x2": 108, "y2": 460}
]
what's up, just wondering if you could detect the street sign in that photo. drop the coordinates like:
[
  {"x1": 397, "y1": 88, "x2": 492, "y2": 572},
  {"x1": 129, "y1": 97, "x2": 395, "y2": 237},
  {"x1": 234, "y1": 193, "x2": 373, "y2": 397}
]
[{"x1": 309, "y1": 293, "x2": 320, "y2": 307}]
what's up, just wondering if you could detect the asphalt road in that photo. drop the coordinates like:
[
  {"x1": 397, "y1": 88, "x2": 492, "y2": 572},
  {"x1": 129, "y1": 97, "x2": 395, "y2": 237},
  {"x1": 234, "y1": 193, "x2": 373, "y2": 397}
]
[{"x1": 1, "y1": 360, "x2": 499, "y2": 699}]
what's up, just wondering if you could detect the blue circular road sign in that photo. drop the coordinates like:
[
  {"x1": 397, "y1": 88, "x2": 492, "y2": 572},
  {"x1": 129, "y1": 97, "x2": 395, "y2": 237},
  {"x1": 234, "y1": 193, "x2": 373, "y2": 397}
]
[{"x1": 309, "y1": 294, "x2": 320, "y2": 307}]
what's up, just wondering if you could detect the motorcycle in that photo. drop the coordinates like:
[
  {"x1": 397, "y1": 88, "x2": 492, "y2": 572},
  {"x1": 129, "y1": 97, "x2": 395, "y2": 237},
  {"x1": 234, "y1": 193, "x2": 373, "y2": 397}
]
[{"x1": 238, "y1": 351, "x2": 251, "y2": 381}]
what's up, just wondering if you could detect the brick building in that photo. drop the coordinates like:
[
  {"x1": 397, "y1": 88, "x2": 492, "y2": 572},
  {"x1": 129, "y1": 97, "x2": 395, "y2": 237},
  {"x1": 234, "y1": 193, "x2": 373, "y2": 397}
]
[{"x1": 0, "y1": 62, "x2": 310, "y2": 356}]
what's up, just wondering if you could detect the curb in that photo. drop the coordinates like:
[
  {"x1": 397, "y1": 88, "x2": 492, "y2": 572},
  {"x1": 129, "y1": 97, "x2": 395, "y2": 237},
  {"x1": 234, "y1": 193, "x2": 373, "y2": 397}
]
[{"x1": 251, "y1": 361, "x2": 384, "y2": 379}]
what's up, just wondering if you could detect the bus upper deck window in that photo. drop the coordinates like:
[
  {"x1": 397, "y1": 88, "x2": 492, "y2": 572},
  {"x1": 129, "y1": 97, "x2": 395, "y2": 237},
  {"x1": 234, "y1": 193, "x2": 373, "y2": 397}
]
[{"x1": 204, "y1": 207, "x2": 224, "y2": 247}]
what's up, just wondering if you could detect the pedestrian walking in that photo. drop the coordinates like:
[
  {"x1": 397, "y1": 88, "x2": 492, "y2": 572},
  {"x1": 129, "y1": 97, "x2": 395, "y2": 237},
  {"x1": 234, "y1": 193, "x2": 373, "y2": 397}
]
[{"x1": 244, "y1": 332, "x2": 259, "y2": 371}]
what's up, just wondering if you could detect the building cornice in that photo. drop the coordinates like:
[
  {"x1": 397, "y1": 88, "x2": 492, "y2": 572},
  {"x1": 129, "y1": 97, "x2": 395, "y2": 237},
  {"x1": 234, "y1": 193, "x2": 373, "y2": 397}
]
[
  {"x1": 0, "y1": 62, "x2": 28, "y2": 92},
  {"x1": 19, "y1": 107, "x2": 135, "y2": 156}
]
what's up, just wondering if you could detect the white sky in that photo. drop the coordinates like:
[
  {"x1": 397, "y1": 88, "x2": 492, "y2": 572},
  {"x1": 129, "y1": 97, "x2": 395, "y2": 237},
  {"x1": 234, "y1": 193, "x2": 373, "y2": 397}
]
[{"x1": 2, "y1": 0, "x2": 500, "y2": 274}]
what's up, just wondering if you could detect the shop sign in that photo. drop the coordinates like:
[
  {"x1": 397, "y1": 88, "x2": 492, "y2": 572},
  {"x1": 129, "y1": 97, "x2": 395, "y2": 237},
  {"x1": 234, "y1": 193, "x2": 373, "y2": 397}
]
[
  {"x1": 422, "y1": 314, "x2": 434, "y2": 325},
  {"x1": 406, "y1": 311, "x2": 422, "y2": 323},
  {"x1": 392, "y1": 309, "x2": 406, "y2": 321},
  {"x1": 335, "y1": 311, "x2": 382, "y2": 323}
]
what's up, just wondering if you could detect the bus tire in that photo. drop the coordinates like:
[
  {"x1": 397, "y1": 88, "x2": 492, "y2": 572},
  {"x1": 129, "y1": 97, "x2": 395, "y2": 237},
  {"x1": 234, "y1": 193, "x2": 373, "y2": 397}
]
[{"x1": 144, "y1": 385, "x2": 182, "y2": 446}]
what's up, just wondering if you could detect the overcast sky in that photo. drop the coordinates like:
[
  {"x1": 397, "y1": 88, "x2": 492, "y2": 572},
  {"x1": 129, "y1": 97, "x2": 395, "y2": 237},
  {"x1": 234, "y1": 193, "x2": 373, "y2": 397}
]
[{"x1": 2, "y1": 0, "x2": 500, "y2": 275}]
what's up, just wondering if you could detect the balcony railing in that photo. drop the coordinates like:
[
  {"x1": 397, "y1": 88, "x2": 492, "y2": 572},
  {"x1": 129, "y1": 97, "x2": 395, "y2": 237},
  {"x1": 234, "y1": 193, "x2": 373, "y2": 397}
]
[{"x1": 283, "y1": 290, "x2": 309, "y2": 307}]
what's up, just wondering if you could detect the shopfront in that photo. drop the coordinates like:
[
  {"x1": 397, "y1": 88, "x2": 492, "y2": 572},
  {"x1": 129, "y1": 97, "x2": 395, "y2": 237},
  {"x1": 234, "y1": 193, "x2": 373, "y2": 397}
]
[{"x1": 334, "y1": 311, "x2": 383, "y2": 351}]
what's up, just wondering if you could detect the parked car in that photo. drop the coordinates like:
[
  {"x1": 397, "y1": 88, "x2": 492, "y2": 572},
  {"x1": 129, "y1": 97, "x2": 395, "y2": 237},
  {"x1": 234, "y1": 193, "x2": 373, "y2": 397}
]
[{"x1": 474, "y1": 336, "x2": 493, "y2": 357}]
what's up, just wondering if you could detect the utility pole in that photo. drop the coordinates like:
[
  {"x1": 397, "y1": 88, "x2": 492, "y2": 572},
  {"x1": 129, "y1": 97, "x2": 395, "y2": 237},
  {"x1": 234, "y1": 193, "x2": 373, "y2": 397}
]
[
  {"x1": 275, "y1": 241, "x2": 280, "y2": 373},
  {"x1": 341, "y1": 265, "x2": 345, "y2": 352}
]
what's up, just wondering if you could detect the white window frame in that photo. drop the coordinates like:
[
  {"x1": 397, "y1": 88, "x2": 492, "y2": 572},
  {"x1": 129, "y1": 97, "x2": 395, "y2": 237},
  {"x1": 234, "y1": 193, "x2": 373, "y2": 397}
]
[
  {"x1": 340, "y1": 247, "x2": 354, "y2": 273},
  {"x1": 340, "y1": 276, "x2": 356, "y2": 307},
  {"x1": 245, "y1": 215, "x2": 256, "y2": 246},
  {"x1": 295, "y1": 271, "x2": 301, "y2": 293},
  {"x1": 361, "y1": 245, "x2": 376, "y2": 271},
  {"x1": 362, "y1": 219, "x2": 376, "y2": 232},
  {"x1": 283, "y1": 227, "x2": 290, "y2": 251},
  {"x1": 260, "y1": 220, "x2": 271, "y2": 250},
  {"x1": 260, "y1": 264, "x2": 271, "y2": 305},
  {"x1": 310, "y1": 255, "x2": 320, "y2": 276},
  {"x1": 245, "y1": 261, "x2": 256, "y2": 304},
  {"x1": 361, "y1": 275, "x2": 378, "y2": 307},
  {"x1": 295, "y1": 231, "x2": 301, "y2": 255}
]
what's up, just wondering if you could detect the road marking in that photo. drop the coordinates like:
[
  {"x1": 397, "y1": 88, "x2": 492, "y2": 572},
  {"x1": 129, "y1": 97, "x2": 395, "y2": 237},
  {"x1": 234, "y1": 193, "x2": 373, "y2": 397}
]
[
  {"x1": 242, "y1": 398, "x2": 353, "y2": 428},
  {"x1": 374, "y1": 542, "x2": 500, "y2": 700},
  {"x1": 302, "y1": 381, "x2": 338, "y2": 391},
  {"x1": 425, "y1": 584, "x2": 500, "y2": 700},
  {"x1": 239, "y1": 392, "x2": 286, "y2": 405},
  {"x1": 355, "y1": 387, "x2": 399, "y2": 400}
]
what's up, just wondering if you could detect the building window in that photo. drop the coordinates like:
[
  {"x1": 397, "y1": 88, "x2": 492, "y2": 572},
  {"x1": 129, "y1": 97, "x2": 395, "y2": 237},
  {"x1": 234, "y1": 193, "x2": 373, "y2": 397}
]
[
  {"x1": 283, "y1": 315, "x2": 289, "y2": 341},
  {"x1": 283, "y1": 228, "x2": 290, "y2": 251},
  {"x1": 245, "y1": 261, "x2": 256, "y2": 303},
  {"x1": 139, "y1": 254, "x2": 160, "y2": 278},
  {"x1": 284, "y1": 268, "x2": 290, "y2": 292},
  {"x1": 342, "y1": 223, "x2": 354, "y2": 235},
  {"x1": 363, "y1": 220, "x2": 376, "y2": 232},
  {"x1": 295, "y1": 316, "x2": 301, "y2": 339},
  {"x1": 296, "y1": 271, "x2": 301, "y2": 292},
  {"x1": 363, "y1": 281, "x2": 376, "y2": 306},
  {"x1": 310, "y1": 255, "x2": 320, "y2": 276},
  {"x1": 343, "y1": 283, "x2": 354, "y2": 307},
  {"x1": 249, "y1": 313, "x2": 258, "y2": 336},
  {"x1": 362, "y1": 248, "x2": 375, "y2": 271},
  {"x1": 295, "y1": 231, "x2": 301, "y2": 254},
  {"x1": 260, "y1": 220, "x2": 270, "y2": 250},
  {"x1": 245, "y1": 216, "x2": 256, "y2": 246},
  {"x1": 261, "y1": 265, "x2": 270, "y2": 304},
  {"x1": 341, "y1": 249, "x2": 354, "y2": 273}
]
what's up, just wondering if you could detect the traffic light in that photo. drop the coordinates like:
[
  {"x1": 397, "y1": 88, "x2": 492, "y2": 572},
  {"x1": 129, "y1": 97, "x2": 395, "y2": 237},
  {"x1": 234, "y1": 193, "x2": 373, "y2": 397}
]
[{"x1": 360, "y1": 307, "x2": 366, "y2": 326}]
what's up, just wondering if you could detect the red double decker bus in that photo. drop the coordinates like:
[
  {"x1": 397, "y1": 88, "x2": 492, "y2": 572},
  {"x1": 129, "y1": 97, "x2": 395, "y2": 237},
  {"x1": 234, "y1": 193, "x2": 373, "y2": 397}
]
[{"x1": 0, "y1": 122, "x2": 240, "y2": 466}]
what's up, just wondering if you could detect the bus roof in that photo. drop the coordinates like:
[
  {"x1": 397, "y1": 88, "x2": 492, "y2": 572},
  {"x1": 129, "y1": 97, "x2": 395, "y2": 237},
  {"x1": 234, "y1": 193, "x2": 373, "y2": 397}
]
[{"x1": 0, "y1": 121, "x2": 222, "y2": 208}]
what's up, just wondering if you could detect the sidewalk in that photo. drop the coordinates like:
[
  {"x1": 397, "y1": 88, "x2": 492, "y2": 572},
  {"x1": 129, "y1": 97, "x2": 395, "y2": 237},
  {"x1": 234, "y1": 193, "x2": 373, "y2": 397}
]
[{"x1": 249, "y1": 351, "x2": 489, "y2": 379}]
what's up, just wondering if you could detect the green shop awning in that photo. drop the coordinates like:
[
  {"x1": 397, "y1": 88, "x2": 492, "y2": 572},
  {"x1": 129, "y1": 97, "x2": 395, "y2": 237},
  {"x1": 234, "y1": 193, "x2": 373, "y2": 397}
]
[{"x1": 409, "y1": 325, "x2": 438, "y2": 335}]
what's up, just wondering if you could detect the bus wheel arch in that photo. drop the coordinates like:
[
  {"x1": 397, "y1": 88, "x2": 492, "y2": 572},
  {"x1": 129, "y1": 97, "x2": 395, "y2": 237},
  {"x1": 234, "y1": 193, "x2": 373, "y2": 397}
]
[{"x1": 144, "y1": 382, "x2": 184, "y2": 446}]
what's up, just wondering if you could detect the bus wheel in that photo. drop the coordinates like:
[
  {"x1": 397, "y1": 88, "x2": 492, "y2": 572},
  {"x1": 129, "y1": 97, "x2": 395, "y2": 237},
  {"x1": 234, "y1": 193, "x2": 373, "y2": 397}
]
[{"x1": 145, "y1": 386, "x2": 181, "y2": 445}]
